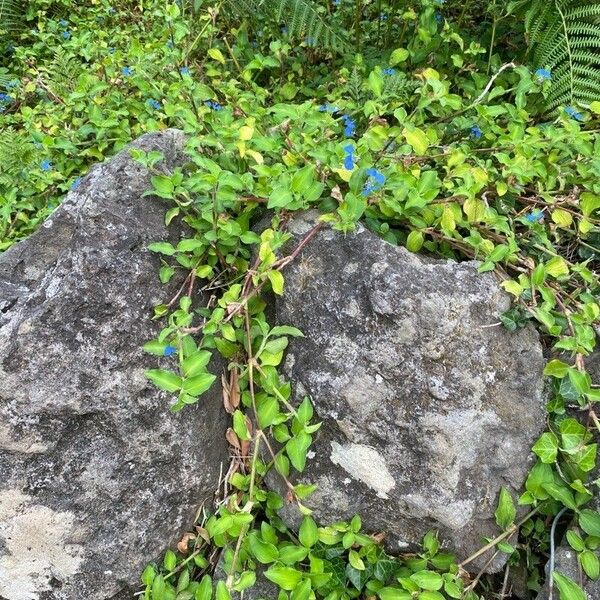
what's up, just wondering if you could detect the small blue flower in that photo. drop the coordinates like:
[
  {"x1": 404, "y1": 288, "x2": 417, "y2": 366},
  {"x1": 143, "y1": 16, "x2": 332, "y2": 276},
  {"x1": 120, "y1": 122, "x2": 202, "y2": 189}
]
[
  {"x1": 535, "y1": 68, "x2": 552, "y2": 81},
  {"x1": 379, "y1": 12, "x2": 388, "y2": 21},
  {"x1": 333, "y1": 0, "x2": 340, "y2": 5},
  {"x1": 163, "y1": 345, "x2": 177, "y2": 357},
  {"x1": 525, "y1": 211, "x2": 544, "y2": 223},
  {"x1": 71, "y1": 177, "x2": 82, "y2": 191},
  {"x1": 362, "y1": 168, "x2": 386, "y2": 196},
  {"x1": 204, "y1": 100, "x2": 222, "y2": 111},
  {"x1": 179, "y1": 66, "x2": 190, "y2": 75},
  {"x1": 383, "y1": 68, "x2": 396, "y2": 76},
  {"x1": 281, "y1": 26, "x2": 289, "y2": 34},
  {"x1": 342, "y1": 114, "x2": 356, "y2": 137},
  {"x1": 59, "y1": 19, "x2": 68, "y2": 26},
  {"x1": 61, "y1": 30, "x2": 71, "y2": 40},
  {"x1": 166, "y1": 40, "x2": 174, "y2": 49},
  {"x1": 7, "y1": 44, "x2": 14, "y2": 55},
  {"x1": 565, "y1": 106, "x2": 584, "y2": 122},
  {"x1": 343, "y1": 144, "x2": 356, "y2": 169},
  {"x1": 306, "y1": 36, "x2": 316, "y2": 46},
  {"x1": 108, "y1": 7, "x2": 116, "y2": 14},
  {"x1": 40, "y1": 160, "x2": 53, "y2": 172},
  {"x1": 470, "y1": 125, "x2": 483, "y2": 139},
  {"x1": 147, "y1": 99, "x2": 161, "y2": 110},
  {"x1": 0, "y1": 93, "x2": 12, "y2": 103},
  {"x1": 121, "y1": 66, "x2": 133, "y2": 76},
  {"x1": 434, "y1": 12, "x2": 443, "y2": 24},
  {"x1": 108, "y1": 47, "x2": 116, "y2": 54}
]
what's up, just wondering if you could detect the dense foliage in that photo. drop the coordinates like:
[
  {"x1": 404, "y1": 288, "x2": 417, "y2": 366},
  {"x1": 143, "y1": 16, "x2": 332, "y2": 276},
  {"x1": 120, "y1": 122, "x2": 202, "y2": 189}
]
[{"x1": 1, "y1": 1, "x2": 599, "y2": 600}]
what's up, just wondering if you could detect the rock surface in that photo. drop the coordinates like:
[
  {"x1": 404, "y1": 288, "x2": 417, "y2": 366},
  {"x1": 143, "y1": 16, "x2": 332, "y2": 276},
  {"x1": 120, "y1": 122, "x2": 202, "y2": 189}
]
[
  {"x1": 0, "y1": 130, "x2": 229, "y2": 599},
  {"x1": 271, "y1": 211, "x2": 546, "y2": 569}
]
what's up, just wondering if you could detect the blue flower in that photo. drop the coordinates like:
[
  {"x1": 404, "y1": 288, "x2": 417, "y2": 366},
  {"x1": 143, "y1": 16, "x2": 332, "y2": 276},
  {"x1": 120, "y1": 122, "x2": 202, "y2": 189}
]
[
  {"x1": 204, "y1": 100, "x2": 222, "y2": 111},
  {"x1": 535, "y1": 68, "x2": 552, "y2": 81},
  {"x1": 333, "y1": 0, "x2": 340, "y2": 5},
  {"x1": 59, "y1": 19, "x2": 68, "y2": 26},
  {"x1": 108, "y1": 47, "x2": 116, "y2": 54},
  {"x1": 71, "y1": 177, "x2": 82, "y2": 191},
  {"x1": 0, "y1": 93, "x2": 12, "y2": 103},
  {"x1": 525, "y1": 211, "x2": 544, "y2": 223},
  {"x1": 281, "y1": 26, "x2": 289, "y2": 34},
  {"x1": 383, "y1": 68, "x2": 396, "y2": 76},
  {"x1": 565, "y1": 106, "x2": 584, "y2": 122},
  {"x1": 163, "y1": 345, "x2": 177, "y2": 357},
  {"x1": 362, "y1": 168, "x2": 386, "y2": 196},
  {"x1": 306, "y1": 36, "x2": 316, "y2": 46},
  {"x1": 342, "y1": 114, "x2": 356, "y2": 137},
  {"x1": 166, "y1": 40, "x2": 174, "y2": 49},
  {"x1": 379, "y1": 13, "x2": 388, "y2": 20},
  {"x1": 180, "y1": 66, "x2": 190, "y2": 75},
  {"x1": 7, "y1": 44, "x2": 14, "y2": 55},
  {"x1": 147, "y1": 99, "x2": 161, "y2": 110},
  {"x1": 40, "y1": 160, "x2": 53, "y2": 172},
  {"x1": 343, "y1": 144, "x2": 355, "y2": 170},
  {"x1": 470, "y1": 125, "x2": 483, "y2": 139},
  {"x1": 121, "y1": 66, "x2": 133, "y2": 76},
  {"x1": 434, "y1": 12, "x2": 443, "y2": 24},
  {"x1": 61, "y1": 31, "x2": 71, "y2": 40}
]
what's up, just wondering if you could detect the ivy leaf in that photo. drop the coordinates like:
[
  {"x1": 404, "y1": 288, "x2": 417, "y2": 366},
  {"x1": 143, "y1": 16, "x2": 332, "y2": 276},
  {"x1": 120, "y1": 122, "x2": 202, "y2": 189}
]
[{"x1": 532, "y1": 432, "x2": 559, "y2": 463}]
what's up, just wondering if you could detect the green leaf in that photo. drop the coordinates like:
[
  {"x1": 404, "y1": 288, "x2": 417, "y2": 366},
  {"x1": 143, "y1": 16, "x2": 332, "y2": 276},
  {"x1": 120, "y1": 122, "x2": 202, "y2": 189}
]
[
  {"x1": 349, "y1": 549, "x2": 365, "y2": 570},
  {"x1": 182, "y1": 372, "x2": 217, "y2": 397},
  {"x1": 248, "y1": 533, "x2": 279, "y2": 564},
  {"x1": 406, "y1": 231, "x2": 424, "y2": 253},
  {"x1": 566, "y1": 530, "x2": 586, "y2": 552},
  {"x1": 291, "y1": 165, "x2": 316, "y2": 193},
  {"x1": 290, "y1": 579, "x2": 312, "y2": 600},
  {"x1": 552, "y1": 572, "x2": 587, "y2": 600},
  {"x1": 580, "y1": 550, "x2": 600, "y2": 580},
  {"x1": 402, "y1": 126, "x2": 429, "y2": 155},
  {"x1": 378, "y1": 587, "x2": 412, "y2": 600},
  {"x1": 580, "y1": 510, "x2": 600, "y2": 537},
  {"x1": 264, "y1": 566, "x2": 303, "y2": 590},
  {"x1": 268, "y1": 186, "x2": 294, "y2": 209},
  {"x1": 177, "y1": 238, "x2": 204, "y2": 252},
  {"x1": 151, "y1": 175, "x2": 175, "y2": 198},
  {"x1": 368, "y1": 69, "x2": 384, "y2": 97},
  {"x1": 182, "y1": 351, "x2": 212, "y2": 377},
  {"x1": 495, "y1": 488, "x2": 516, "y2": 530},
  {"x1": 195, "y1": 576, "x2": 212, "y2": 600},
  {"x1": 418, "y1": 593, "x2": 445, "y2": 600},
  {"x1": 233, "y1": 409, "x2": 251, "y2": 441},
  {"x1": 164, "y1": 549, "x2": 177, "y2": 571},
  {"x1": 269, "y1": 326, "x2": 304, "y2": 338},
  {"x1": 410, "y1": 571, "x2": 443, "y2": 591},
  {"x1": 533, "y1": 432, "x2": 559, "y2": 464},
  {"x1": 390, "y1": 48, "x2": 409, "y2": 65},
  {"x1": 215, "y1": 581, "x2": 230, "y2": 600},
  {"x1": 299, "y1": 516, "x2": 319, "y2": 548},
  {"x1": 148, "y1": 242, "x2": 176, "y2": 256},
  {"x1": 143, "y1": 340, "x2": 168, "y2": 356},
  {"x1": 145, "y1": 369, "x2": 182, "y2": 393},
  {"x1": 543, "y1": 482, "x2": 578, "y2": 510},
  {"x1": 267, "y1": 270, "x2": 285, "y2": 295},
  {"x1": 286, "y1": 431, "x2": 312, "y2": 472}
]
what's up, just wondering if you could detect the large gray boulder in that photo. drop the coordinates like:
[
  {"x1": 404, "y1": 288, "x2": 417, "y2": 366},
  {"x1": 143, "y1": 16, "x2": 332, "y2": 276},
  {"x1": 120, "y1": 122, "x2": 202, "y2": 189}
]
[
  {"x1": 0, "y1": 130, "x2": 229, "y2": 599},
  {"x1": 271, "y1": 212, "x2": 546, "y2": 570}
]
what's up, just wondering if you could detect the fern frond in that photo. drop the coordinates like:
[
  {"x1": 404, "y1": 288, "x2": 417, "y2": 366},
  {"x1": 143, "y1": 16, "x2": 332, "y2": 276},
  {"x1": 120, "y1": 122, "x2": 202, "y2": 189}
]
[
  {"x1": 0, "y1": 0, "x2": 24, "y2": 34},
  {"x1": 222, "y1": 0, "x2": 346, "y2": 51},
  {"x1": 526, "y1": 0, "x2": 600, "y2": 110}
]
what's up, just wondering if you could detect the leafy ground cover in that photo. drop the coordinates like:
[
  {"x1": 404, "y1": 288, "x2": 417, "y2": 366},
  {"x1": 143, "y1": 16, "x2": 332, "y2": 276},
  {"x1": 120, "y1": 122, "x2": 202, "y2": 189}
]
[{"x1": 1, "y1": 1, "x2": 599, "y2": 599}]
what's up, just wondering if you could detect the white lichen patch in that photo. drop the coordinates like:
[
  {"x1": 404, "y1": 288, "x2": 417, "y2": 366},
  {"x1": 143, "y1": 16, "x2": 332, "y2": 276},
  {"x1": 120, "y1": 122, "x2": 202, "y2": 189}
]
[
  {"x1": 330, "y1": 442, "x2": 395, "y2": 499},
  {"x1": 0, "y1": 490, "x2": 83, "y2": 600}
]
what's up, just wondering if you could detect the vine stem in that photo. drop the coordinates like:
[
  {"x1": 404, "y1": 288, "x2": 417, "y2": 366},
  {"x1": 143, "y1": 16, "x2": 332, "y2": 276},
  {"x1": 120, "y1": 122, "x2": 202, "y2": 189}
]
[
  {"x1": 459, "y1": 506, "x2": 541, "y2": 568},
  {"x1": 548, "y1": 507, "x2": 569, "y2": 600}
]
